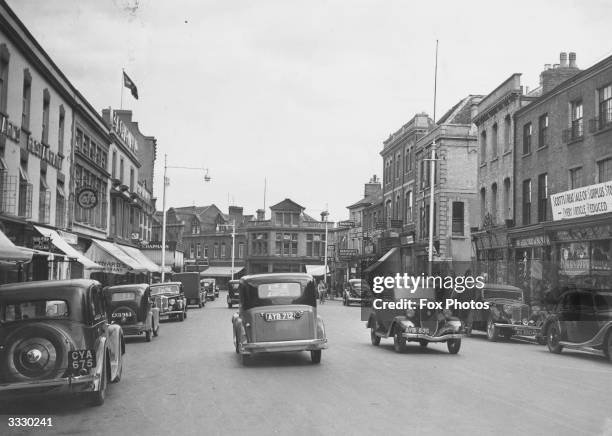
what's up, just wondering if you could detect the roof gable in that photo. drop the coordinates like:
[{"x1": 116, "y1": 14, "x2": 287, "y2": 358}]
[{"x1": 270, "y1": 198, "x2": 305, "y2": 212}]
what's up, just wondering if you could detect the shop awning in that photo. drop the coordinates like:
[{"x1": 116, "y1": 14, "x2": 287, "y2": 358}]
[
  {"x1": 87, "y1": 239, "x2": 148, "y2": 274},
  {"x1": 199, "y1": 266, "x2": 245, "y2": 278},
  {"x1": 0, "y1": 229, "x2": 32, "y2": 264},
  {"x1": 305, "y1": 265, "x2": 329, "y2": 276},
  {"x1": 117, "y1": 244, "x2": 161, "y2": 273},
  {"x1": 364, "y1": 247, "x2": 399, "y2": 273},
  {"x1": 34, "y1": 226, "x2": 102, "y2": 270}
]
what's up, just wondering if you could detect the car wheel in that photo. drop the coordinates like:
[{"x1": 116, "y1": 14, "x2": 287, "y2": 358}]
[
  {"x1": 604, "y1": 332, "x2": 612, "y2": 362},
  {"x1": 547, "y1": 323, "x2": 563, "y2": 354},
  {"x1": 311, "y1": 350, "x2": 322, "y2": 364},
  {"x1": 370, "y1": 326, "x2": 381, "y2": 346},
  {"x1": 419, "y1": 340, "x2": 429, "y2": 348},
  {"x1": 88, "y1": 354, "x2": 107, "y2": 406},
  {"x1": 486, "y1": 318, "x2": 499, "y2": 342},
  {"x1": 393, "y1": 329, "x2": 407, "y2": 353},
  {"x1": 447, "y1": 339, "x2": 461, "y2": 354}
]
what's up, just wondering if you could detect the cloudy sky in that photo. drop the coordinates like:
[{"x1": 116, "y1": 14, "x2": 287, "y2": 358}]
[{"x1": 7, "y1": 0, "x2": 612, "y2": 221}]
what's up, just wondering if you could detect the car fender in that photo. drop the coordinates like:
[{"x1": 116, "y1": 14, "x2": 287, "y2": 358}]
[
  {"x1": 390, "y1": 317, "x2": 410, "y2": 335},
  {"x1": 316, "y1": 316, "x2": 326, "y2": 340},
  {"x1": 93, "y1": 335, "x2": 108, "y2": 390},
  {"x1": 232, "y1": 315, "x2": 247, "y2": 343}
]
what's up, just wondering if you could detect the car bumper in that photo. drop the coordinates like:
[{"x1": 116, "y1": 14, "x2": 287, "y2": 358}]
[
  {"x1": 493, "y1": 323, "x2": 541, "y2": 335},
  {"x1": 402, "y1": 332, "x2": 463, "y2": 342},
  {"x1": 0, "y1": 374, "x2": 100, "y2": 397},
  {"x1": 240, "y1": 338, "x2": 328, "y2": 354},
  {"x1": 121, "y1": 323, "x2": 147, "y2": 336},
  {"x1": 160, "y1": 309, "x2": 184, "y2": 318}
]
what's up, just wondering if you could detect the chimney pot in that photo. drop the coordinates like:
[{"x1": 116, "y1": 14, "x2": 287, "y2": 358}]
[
  {"x1": 560, "y1": 52, "x2": 568, "y2": 67},
  {"x1": 544, "y1": 63, "x2": 551, "y2": 70},
  {"x1": 569, "y1": 52, "x2": 577, "y2": 68}
]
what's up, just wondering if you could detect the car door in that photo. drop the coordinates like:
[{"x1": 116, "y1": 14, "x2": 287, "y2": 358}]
[
  {"x1": 556, "y1": 292, "x2": 576, "y2": 342},
  {"x1": 564, "y1": 292, "x2": 596, "y2": 343}
]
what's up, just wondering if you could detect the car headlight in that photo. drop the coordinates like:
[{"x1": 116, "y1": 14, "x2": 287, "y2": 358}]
[
  {"x1": 400, "y1": 320, "x2": 415, "y2": 328},
  {"x1": 169, "y1": 298, "x2": 176, "y2": 305}
]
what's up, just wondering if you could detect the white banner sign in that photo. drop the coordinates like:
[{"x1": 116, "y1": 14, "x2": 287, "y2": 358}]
[{"x1": 550, "y1": 181, "x2": 612, "y2": 221}]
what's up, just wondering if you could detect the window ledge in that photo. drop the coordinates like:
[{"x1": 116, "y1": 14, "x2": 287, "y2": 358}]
[
  {"x1": 480, "y1": 162, "x2": 487, "y2": 168},
  {"x1": 537, "y1": 145, "x2": 548, "y2": 152},
  {"x1": 522, "y1": 152, "x2": 532, "y2": 158},
  {"x1": 593, "y1": 124, "x2": 612, "y2": 136},
  {"x1": 451, "y1": 235, "x2": 467, "y2": 239},
  {"x1": 490, "y1": 157, "x2": 499, "y2": 164},
  {"x1": 566, "y1": 136, "x2": 584, "y2": 145},
  {"x1": 503, "y1": 150, "x2": 512, "y2": 157}
]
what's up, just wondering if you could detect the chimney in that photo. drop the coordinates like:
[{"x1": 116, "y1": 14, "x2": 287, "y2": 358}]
[
  {"x1": 544, "y1": 64, "x2": 551, "y2": 70},
  {"x1": 364, "y1": 175, "x2": 382, "y2": 198},
  {"x1": 320, "y1": 211, "x2": 329, "y2": 222},
  {"x1": 560, "y1": 52, "x2": 568, "y2": 68},
  {"x1": 228, "y1": 206, "x2": 243, "y2": 223},
  {"x1": 569, "y1": 52, "x2": 577, "y2": 68},
  {"x1": 540, "y1": 52, "x2": 581, "y2": 94},
  {"x1": 256, "y1": 209, "x2": 265, "y2": 220}
]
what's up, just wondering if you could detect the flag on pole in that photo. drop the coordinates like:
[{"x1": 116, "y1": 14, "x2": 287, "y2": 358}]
[{"x1": 123, "y1": 71, "x2": 139, "y2": 100}]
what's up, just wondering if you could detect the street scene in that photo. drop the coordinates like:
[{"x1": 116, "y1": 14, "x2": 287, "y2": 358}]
[{"x1": 0, "y1": 0, "x2": 612, "y2": 435}]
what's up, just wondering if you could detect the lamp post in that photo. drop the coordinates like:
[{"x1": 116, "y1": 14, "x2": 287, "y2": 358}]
[
  {"x1": 322, "y1": 210, "x2": 329, "y2": 291},
  {"x1": 160, "y1": 154, "x2": 211, "y2": 282},
  {"x1": 230, "y1": 219, "x2": 236, "y2": 280}
]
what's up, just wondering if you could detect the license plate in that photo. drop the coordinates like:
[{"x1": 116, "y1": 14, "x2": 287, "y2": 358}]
[
  {"x1": 69, "y1": 349, "x2": 97, "y2": 373},
  {"x1": 405, "y1": 327, "x2": 429, "y2": 334},
  {"x1": 515, "y1": 329, "x2": 535, "y2": 336},
  {"x1": 264, "y1": 312, "x2": 296, "y2": 322}
]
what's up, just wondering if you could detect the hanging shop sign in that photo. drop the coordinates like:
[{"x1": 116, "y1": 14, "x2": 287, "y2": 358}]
[
  {"x1": 513, "y1": 235, "x2": 550, "y2": 248},
  {"x1": 338, "y1": 220, "x2": 355, "y2": 228},
  {"x1": 77, "y1": 187, "x2": 98, "y2": 209},
  {"x1": 550, "y1": 181, "x2": 612, "y2": 221}
]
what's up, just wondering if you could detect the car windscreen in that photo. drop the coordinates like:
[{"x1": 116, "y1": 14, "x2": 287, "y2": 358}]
[
  {"x1": 482, "y1": 289, "x2": 522, "y2": 301},
  {"x1": 110, "y1": 291, "x2": 138, "y2": 302},
  {"x1": 2, "y1": 300, "x2": 69, "y2": 322},
  {"x1": 241, "y1": 279, "x2": 316, "y2": 309},
  {"x1": 257, "y1": 282, "x2": 302, "y2": 299},
  {"x1": 151, "y1": 285, "x2": 179, "y2": 295},
  {"x1": 230, "y1": 283, "x2": 240, "y2": 290}
]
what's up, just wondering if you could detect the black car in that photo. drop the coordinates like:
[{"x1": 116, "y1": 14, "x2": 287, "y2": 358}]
[
  {"x1": 103, "y1": 284, "x2": 160, "y2": 342},
  {"x1": 150, "y1": 282, "x2": 188, "y2": 322},
  {"x1": 541, "y1": 288, "x2": 612, "y2": 361},
  {"x1": 227, "y1": 279, "x2": 240, "y2": 308},
  {"x1": 343, "y1": 279, "x2": 372, "y2": 306}
]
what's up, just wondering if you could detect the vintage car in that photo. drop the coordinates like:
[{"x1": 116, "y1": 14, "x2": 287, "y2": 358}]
[
  {"x1": 150, "y1": 282, "x2": 188, "y2": 322},
  {"x1": 0, "y1": 279, "x2": 124, "y2": 406},
  {"x1": 201, "y1": 278, "x2": 218, "y2": 301},
  {"x1": 103, "y1": 284, "x2": 160, "y2": 341},
  {"x1": 174, "y1": 272, "x2": 206, "y2": 308},
  {"x1": 367, "y1": 286, "x2": 463, "y2": 354},
  {"x1": 227, "y1": 279, "x2": 240, "y2": 308},
  {"x1": 459, "y1": 284, "x2": 541, "y2": 341},
  {"x1": 343, "y1": 279, "x2": 372, "y2": 306},
  {"x1": 232, "y1": 273, "x2": 328, "y2": 364},
  {"x1": 541, "y1": 288, "x2": 612, "y2": 362}
]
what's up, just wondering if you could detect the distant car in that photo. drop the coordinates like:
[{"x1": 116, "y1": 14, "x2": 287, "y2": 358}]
[
  {"x1": 232, "y1": 273, "x2": 328, "y2": 364},
  {"x1": 201, "y1": 278, "x2": 219, "y2": 301},
  {"x1": 0, "y1": 280, "x2": 124, "y2": 406},
  {"x1": 367, "y1": 286, "x2": 463, "y2": 354},
  {"x1": 343, "y1": 279, "x2": 372, "y2": 306},
  {"x1": 227, "y1": 279, "x2": 240, "y2": 308},
  {"x1": 541, "y1": 288, "x2": 612, "y2": 362},
  {"x1": 150, "y1": 282, "x2": 188, "y2": 322},
  {"x1": 174, "y1": 272, "x2": 206, "y2": 308},
  {"x1": 104, "y1": 284, "x2": 160, "y2": 341},
  {"x1": 460, "y1": 284, "x2": 541, "y2": 341}
]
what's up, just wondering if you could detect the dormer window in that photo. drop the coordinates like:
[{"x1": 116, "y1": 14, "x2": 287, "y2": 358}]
[{"x1": 191, "y1": 220, "x2": 200, "y2": 234}]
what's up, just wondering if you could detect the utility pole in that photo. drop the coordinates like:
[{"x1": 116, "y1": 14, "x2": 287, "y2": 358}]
[
  {"x1": 427, "y1": 40, "x2": 439, "y2": 277},
  {"x1": 161, "y1": 154, "x2": 168, "y2": 282},
  {"x1": 231, "y1": 219, "x2": 236, "y2": 280}
]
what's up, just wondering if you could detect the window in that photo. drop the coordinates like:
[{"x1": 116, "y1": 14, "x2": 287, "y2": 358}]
[
  {"x1": 598, "y1": 84, "x2": 612, "y2": 129},
  {"x1": 538, "y1": 114, "x2": 548, "y2": 148},
  {"x1": 538, "y1": 173, "x2": 548, "y2": 222},
  {"x1": 569, "y1": 167, "x2": 583, "y2": 189},
  {"x1": 396, "y1": 154, "x2": 400, "y2": 178},
  {"x1": 213, "y1": 244, "x2": 218, "y2": 258},
  {"x1": 221, "y1": 243, "x2": 226, "y2": 258},
  {"x1": 480, "y1": 130, "x2": 487, "y2": 163},
  {"x1": 503, "y1": 178, "x2": 511, "y2": 220},
  {"x1": 522, "y1": 123, "x2": 532, "y2": 155},
  {"x1": 491, "y1": 123, "x2": 498, "y2": 159},
  {"x1": 491, "y1": 183, "x2": 498, "y2": 222},
  {"x1": 39, "y1": 178, "x2": 50, "y2": 224},
  {"x1": 42, "y1": 89, "x2": 50, "y2": 144},
  {"x1": 405, "y1": 148, "x2": 411, "y2": 172},
  {"x1": 395, "y1": 194, "x2": 400, "y2": 219},
  {"x1": 190, "y1": 244, "x2": 195, "y2": 259},
  {"x1": 480, "y1": 188, "x2": 486, "y2": 225},
  {"x1": 191, "y1": 220, "x2": 200, "y2": 234},
  {"x1": 275, "y1": 233, "x2": 298, "y2": 256},
  {"x1": 22, "y1": 69, "x2": 31, "y2": 130},
  {"x1": 129, "y1": 168, "x2": 135, "y2": 192},
  {"x1": 452, "y1": 202, "x2": 464, "y2": 236},
  {"x1": 238, "y1": 243, "x2": 244, "y2": 259},
  {"x1": 120, "y1": 158, "x2": 124, "y2": 183},
  {"x1": 306, "y1": 234, "x2": 324, "y2": 257},
  {"x1": 570, "y1": 100, "x2": 583, "y2": 139},
  {"x1": 598, "y1": 158, "x2": 612, "y2": 183},
  {"x1": 56, "y1": 182, "x2": 65, "y2": 228},
  {"x1": 18, "y1": 163, "x2": 32, "y2": 219},
  {"x1": 405, "y1": 191, "x2": 413, "y2": 222},
  {"x1": 204, "y1": 245, "x2": 209, "y2": 258},
  {"x1": 385, "y1": 199, "x2": 392, "y2": 221},
  {"x1": 0, "y1": 44, "x2": 9, "y2": 112},
  {"x1": 522, "y1": 179, "x2": 531, "y2": 225},
  {"x1": 196, "y1": 243, "x2": 201, "y2": 258},
  {"x1": 503, "y1": 115, "x2": 511, "y2": 152},
  {"x1": 420, "y1": 203, "x2": 436, "y2": 238},
  {"x1": 112, "y1": 151, "x2": 117, "y2": 178},
  {"x1": 251, "y1": 233, "x2": 268, "y2": 255},
  {"x1": 58, "y1": 106, "x2": 65, "y2": 155},
  {"x1": 83, "y1": 136, "x2": 90, "y2": 158}
]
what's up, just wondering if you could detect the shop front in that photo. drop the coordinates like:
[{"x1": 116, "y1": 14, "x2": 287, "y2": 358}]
[
  {"x1": 85, "y1": 238, "x2": 149, "y2": 286},
  {"x1": 472, "y1": 228, "x2": 510, "y2": 285}
]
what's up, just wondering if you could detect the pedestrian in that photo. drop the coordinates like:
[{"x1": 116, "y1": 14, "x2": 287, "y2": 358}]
[{"x1": 317, "y1": 280, "x2": 326, "y2": 304}]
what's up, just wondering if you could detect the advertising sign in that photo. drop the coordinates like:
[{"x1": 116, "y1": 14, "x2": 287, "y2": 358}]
[
  {"x1": 550, "y1": 181, "x2": 612, "y2": 221},
  {"x1": 559, "y1": 242, "x2": 590, "y2": 275},
  {"x1": 339, "y1": 248, "x2": 358, "y2": 259},
  {"x1": 77, "y1": 188, "x2": 98, "y2": 209}
]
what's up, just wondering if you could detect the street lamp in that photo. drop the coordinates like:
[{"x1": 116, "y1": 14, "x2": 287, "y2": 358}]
[
  {"x1": 160, "y1": 153, "x2": 212, "y2": 282},
  {"x1": 321, "y1": 210, "x2": 329, "y2": 289}
]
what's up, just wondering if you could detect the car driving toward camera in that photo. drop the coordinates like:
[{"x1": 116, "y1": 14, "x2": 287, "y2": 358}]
[{"x1": 150, "y1": 282, "x2": 188, "y2": 322}]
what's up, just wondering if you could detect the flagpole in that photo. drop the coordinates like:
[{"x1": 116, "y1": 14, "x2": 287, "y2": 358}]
[{"x1": 120, "y1": 69, "x2": 124, "y2": 110}]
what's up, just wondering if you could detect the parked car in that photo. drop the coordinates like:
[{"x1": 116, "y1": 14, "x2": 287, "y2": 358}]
[
  {"x1": 0, "y1": 279, "x2": 124, "y2": 406},
  {"x1": 227, "y1": 279, "x2": 240, "y2": 308},
  {"x1": 201, "y1": 278, "x2": 218, "y2": 301},
  {"x1": 150, "y1": 282, "x2": 188, "y2": 322},
  {"x1": 343, "y1": 279, "x2": 372, "y2": 306},
  {"x1": 458, "y1": 284, "x2": 541, "y2": 341},
  {"x1": 103, "y1": 284, "x2": 160, "y2": 341},
  {"x1": 541, "y1": 288, "x2": 612, "y2": 362},
  {"x1": 174, "y1": 272, "x2": 206, "y2": 308},
  {"x1": 367, "y1": 286, "x2": 463, "y2": 354},
  {"x1": 232, "y1": 273, "x2": 328, "y2": 364}
]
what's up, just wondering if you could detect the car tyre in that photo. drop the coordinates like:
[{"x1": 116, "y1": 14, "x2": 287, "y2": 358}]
[
  {"x1": 311, "y1": 350, "x2": 322, "y2": 364},
  {"x1": 393, "y1": 329, "x2": 407, "y2": 353},
  {"x1": 486, "y1": 318, "x2": 499, "y2": 342},
  {"x1": 604, "y1": 331, "x2": 612, "y2": 362},
  {"x1": 547, "y1": 323, "x2": 563, "y2": 354},
  {"x1": 419, "y1": 340, "x2": 429, "y2": 348},
  {"x1": 88, "y1": 354, "x2": 107, "y2": 406},
  {"x1": 447, "y1": 339, "x2": 461, "y2": 354},
  {"x1": 370, "y1": 326, "x2": 380, "y2": 346}
]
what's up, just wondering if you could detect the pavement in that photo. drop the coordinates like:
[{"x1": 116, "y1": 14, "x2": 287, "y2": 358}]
[{"x1": 3, "y1": 291, "x2": 612, "y2": 436}]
